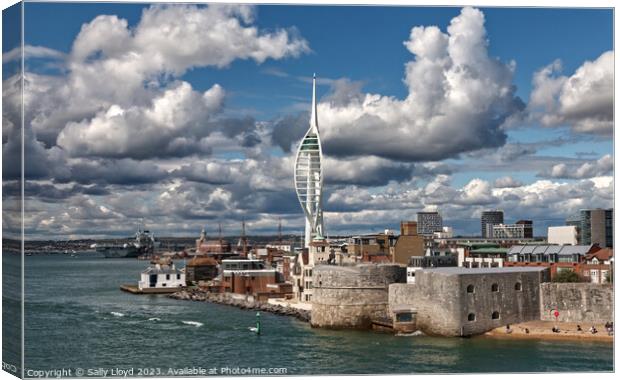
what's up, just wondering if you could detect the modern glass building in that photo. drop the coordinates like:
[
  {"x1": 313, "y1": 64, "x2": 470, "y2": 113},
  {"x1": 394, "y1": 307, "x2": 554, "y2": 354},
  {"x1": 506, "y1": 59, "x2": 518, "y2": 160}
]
[
  {"x1": 417, "y1": 211, "x2": 443, "y2": 235},
  {"x1": 580, "y1": 208, "x2": 613, "y2": 248},
  {"x1": 294, "y1": 75, "x2": 325, "y2": 247},
  {"x1": 481, "y1": 210, "x2": 504, "y2": 238}
]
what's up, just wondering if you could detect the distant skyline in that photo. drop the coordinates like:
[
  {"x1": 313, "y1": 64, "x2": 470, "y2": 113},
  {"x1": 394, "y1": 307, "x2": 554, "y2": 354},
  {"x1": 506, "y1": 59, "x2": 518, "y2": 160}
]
[{"x1": 2, "y1": 2, "x2": 613, "y2": 239}]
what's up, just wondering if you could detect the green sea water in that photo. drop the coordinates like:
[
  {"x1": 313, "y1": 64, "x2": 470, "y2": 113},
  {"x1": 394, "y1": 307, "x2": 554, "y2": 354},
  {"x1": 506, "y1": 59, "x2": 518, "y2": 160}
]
[{"x1": 2, "y1": 254, "x2": 614, "y2": 376}]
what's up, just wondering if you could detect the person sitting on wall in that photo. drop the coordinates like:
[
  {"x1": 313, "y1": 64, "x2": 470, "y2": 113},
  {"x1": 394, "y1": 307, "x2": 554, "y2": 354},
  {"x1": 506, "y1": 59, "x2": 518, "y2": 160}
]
[
  {"x1": 589, "y1": 326, "x2": 598, "y2": 334},
  {"x1": 524, "y1": 328, "x2": 530, "y2": 334},
  {"x1": 577, "y1": 325, "x2": 582, "y2": 332}
]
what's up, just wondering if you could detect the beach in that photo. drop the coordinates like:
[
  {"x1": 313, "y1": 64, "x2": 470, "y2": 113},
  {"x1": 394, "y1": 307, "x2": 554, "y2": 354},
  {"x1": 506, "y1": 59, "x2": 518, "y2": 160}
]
[{"x1": 485, "y1": 321, "x2": 614, "y2": 342}]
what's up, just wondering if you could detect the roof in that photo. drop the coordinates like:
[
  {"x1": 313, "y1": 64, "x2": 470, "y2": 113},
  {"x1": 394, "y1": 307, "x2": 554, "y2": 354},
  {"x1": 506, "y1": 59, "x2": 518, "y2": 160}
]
[
  {"x1": 507, "y1": 244, "x2": 595, "y2": 256},
  {"x1": 420, "y1": 267, "x2": 548, "y2": 275},
  {"x1": 461, "y1": 242, "x2": 501, "y2": 248},
  {"x1": 586, "y1": 248, "x2": 613, "y2": 261},
  {"x1": 186, "y1": 256, "x2": 218, "y2": 266},
  {"x1": 469, "y1": 247, "x2": 508, "y2": 254},
  {"x1": 142, "y1": 266, "x2": 182, "y2": 275}
]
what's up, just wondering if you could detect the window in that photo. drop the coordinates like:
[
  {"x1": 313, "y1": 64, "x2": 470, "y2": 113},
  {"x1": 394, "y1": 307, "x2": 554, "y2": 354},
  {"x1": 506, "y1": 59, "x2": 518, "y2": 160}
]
[
  {"x1": 491, "y1": 311, "x2": 500, "y2": 320},
  {"x1": 491, "y1": 283, "x2": 499, "y2": 292},
  {"x1": 467, "y1": 285, "x2": 474, "y2": 293},
  {"x1": 515, "y1": 282, "x2": 522, "y2": 291},
  {"x1": 177, "y1": 274, "x2": 181, "y2": 280},
  {"x1": 166, "y1": 274, "x2": 170, "y2": 280},
  {"x1": 396, "y1": 313, "x2": 413, "y2": 323},
  {"x1": 467, "y1": 313, "x2": 476, "y2": 321}
]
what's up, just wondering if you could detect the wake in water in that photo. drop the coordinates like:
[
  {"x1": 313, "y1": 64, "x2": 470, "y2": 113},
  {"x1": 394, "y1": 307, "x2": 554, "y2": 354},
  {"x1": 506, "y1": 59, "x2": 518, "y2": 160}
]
[
  {"x1": 182, "y1": 321, "x2": 203, "y2": 327},
  {"x1": 110, "y1": 312, "x2": 125, "y2": 317},
  {"x1": 396, "y1": 331, "x2": 425, "y2": 337},
  {"x1": 148, "y1": 317, "x2": 161, "y2": 322}
]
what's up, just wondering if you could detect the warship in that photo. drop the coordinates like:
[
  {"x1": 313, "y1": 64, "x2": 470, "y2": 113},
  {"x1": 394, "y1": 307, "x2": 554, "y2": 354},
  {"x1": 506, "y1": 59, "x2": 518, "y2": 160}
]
[{"x1": 95, "y1": 226, "x2": 157, "y2": 258}]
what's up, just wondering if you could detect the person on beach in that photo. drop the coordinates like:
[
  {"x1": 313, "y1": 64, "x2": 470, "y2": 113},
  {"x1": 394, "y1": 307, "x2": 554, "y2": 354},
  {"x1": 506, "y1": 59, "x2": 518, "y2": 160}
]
[
  {"x1": 505, "y1": 324, "x2": 512, "y2": 334},
  {"x1": 577, "y1": 325, "x2": 582, "y2": 332},
  {"x1": 589, "y1": 326, "x2": 598, "y2": 334},
  {"x1": 524, "y1": 328, "x2": 530, "y2": 334}
]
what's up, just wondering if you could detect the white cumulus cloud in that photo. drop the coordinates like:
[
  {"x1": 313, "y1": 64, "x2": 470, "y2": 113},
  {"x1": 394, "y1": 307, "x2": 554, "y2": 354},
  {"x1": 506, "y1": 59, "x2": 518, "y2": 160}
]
[
  {"x1": 529, "y1": 50, "x2": 613, "y2": 135},
  {"x1": 317, "y1": 7, "x2": 524, "y2": 162}
]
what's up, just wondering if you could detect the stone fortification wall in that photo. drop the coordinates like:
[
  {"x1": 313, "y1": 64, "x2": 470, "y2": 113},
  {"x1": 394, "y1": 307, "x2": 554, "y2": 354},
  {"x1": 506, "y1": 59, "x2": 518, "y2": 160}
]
[
  {"x1": 540, "y1": 283, "x2": 613, "y2": 323},
  {"x1": 311, "y1": 264, "x2": 405, "y2": 329},
  {"x1": 388, "y1": 269, "x2": 544, "y2": 336}
]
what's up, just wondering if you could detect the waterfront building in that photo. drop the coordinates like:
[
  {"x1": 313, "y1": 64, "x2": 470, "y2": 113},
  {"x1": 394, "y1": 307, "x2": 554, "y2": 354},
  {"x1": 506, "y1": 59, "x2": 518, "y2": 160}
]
[
  {"x1": 583, "y1": 248, "x2": 613, "y2": 284},
  {"x1": 456, "y1": 243, "x2": 507, "y2": 268},
  {"x1": 138, "y1": 260, "x2": 186, "y2": 291},
  {"x1": 416, "y1": 211, "x2": 443, "y2": 235},
  {"x1": 481, "y1": 210, "x2": 504, "y2": 238},
  {"x1": 504, "y1": 244, "x2": 607, "y2": 280},
  {"x1": 548, "y1": 225, "x2": 579, "y2": 245},
  {"x1": 294, "y1": 74, "x2": 325, "y2": 247},
  {"x1": 291, "y1": 250, "x2": 309, "y2": 302},
  {"x1": 579, "y1": 208, "x2": 613, "y2": 248},
  {"x1": 492, "y1": 220, "x2": 533, "y2": 239},
  {"x1": 185, "y1": 256, "x2": 218, "y2": 284},
  {"x1": 214, "y1": 259, "x2": 285, "y2": 297}
]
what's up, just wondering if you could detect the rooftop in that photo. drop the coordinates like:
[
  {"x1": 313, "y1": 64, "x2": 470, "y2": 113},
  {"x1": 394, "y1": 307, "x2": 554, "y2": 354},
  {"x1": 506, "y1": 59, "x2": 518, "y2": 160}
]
[{"x1": 507, "y1": 244, "x2": 596, "y2": 256}]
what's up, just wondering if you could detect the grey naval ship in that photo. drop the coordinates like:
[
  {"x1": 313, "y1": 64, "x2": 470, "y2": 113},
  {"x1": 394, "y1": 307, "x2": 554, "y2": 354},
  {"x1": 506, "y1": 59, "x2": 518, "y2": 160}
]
[{"x1": 95, "y1": 227, "x2": 157, "y2": 258}]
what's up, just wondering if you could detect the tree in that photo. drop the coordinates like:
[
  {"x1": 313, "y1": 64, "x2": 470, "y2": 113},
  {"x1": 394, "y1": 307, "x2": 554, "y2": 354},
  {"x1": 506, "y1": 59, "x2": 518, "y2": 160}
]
[
  {"x1": 554, "y1": 270, "x2": 581, "y2": 283},
  {"x1": 604, "y1": 269, "x2": 613, "y2": 284}
]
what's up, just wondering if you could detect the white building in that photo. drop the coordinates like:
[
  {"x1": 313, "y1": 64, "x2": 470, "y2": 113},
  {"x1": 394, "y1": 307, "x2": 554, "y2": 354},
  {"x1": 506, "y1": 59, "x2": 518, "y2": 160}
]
[
  {"x1": 139, "y1": 262, "x2": 186, "y2": 290},
  {"x1": 294, "y1": 74, "x2": 325, "y2": 247},
  {"x1": 433, "y1": 226, "x2": 453, "y2": 239},
  {"x1": 492, "y1": 223, "x2": 528, "y2": 239},
  {"x1": 548, "y1": 226, "x2": 579, "y2": 245},
  {"x1": 265, "y1": 242, "x2": 295, "y2": 252}
]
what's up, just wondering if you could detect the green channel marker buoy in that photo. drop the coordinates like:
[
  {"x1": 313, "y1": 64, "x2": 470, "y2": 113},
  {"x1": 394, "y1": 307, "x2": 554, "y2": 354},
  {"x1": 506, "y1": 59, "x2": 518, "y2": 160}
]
[{"x1": 255, "y1": 311, "x2": 261, "y2": 335}]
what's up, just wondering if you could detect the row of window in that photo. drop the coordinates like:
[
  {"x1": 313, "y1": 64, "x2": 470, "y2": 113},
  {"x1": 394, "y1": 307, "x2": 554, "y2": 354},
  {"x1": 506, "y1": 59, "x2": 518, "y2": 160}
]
[
  {"x1": 467, "y1": 311, "x2": 500, "y2": 321},
  {"x1": 466, "y1": 282, "x2": 522, "y2": 293}
]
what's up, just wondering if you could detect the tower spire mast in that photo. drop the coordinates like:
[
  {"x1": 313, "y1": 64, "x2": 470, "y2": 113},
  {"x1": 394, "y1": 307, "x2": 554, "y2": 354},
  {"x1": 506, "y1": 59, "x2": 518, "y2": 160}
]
[{"x1": 310, "y1": 73, "x2": 318, "y2": 131}]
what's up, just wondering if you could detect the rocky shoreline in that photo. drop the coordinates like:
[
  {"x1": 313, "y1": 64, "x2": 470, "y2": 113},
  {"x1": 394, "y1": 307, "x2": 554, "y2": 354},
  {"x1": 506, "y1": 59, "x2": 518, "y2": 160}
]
[{"x1": 169, "y1": 288, "x2": 311, "y2": 322}]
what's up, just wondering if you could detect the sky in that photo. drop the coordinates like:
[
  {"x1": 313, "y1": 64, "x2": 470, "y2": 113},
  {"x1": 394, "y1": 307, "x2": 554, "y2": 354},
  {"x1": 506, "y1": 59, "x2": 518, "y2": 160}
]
[{"x1": 2, "y1": 2, "x2": 614, "y2": 239}]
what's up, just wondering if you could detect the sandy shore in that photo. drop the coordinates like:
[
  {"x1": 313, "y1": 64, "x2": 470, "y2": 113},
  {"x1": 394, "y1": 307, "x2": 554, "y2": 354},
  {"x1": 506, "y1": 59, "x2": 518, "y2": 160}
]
[{"x1": 485, "y1": 321, "x2": 613, "y2": 342}]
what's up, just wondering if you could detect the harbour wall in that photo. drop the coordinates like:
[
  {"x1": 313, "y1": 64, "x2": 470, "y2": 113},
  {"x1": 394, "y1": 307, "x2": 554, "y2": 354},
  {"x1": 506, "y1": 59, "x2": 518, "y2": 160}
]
[
  {"x1": 170, "y1": 288, "x2": 311, "y2": 321},
  {"x1": 311, "y1": 264, "x2": 406, "y2": 329},
  {"x1": 540, "y1": 283, "x2": 613, "y2": 323}
]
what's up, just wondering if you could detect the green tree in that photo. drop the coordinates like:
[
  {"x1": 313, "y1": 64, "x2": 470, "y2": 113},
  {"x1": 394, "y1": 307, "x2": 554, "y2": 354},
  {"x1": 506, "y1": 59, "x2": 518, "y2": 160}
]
[
  {"x1": 554, "y1": 270, "x2": 581, "y2": 283},
  {"x1": 604, "y1": 270, "x2": 613, "y2": 284}
]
